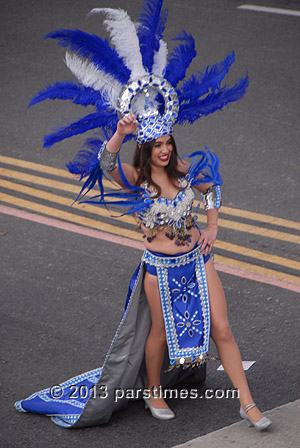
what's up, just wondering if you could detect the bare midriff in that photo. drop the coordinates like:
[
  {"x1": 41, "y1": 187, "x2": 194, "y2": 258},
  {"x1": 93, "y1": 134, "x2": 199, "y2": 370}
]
[{"x1": 141, "y1": 223, "x2": 201, "y2": 255}]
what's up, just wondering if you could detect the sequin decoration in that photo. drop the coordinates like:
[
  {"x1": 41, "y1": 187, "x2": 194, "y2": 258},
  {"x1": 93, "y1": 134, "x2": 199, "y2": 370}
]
[
  {"x1": 137, "y1": 177, "x2": 196, "y2": 245},
  {"x1": 117, "y1": 75, "x2": 179, "y2": 143},
  {"x1": 142, "y1": 245, "x2": 211, "y2": 369},
  {"x1": 201, "y1": 185, "x2": 222, "y2": 210},
  {"x1": 172, "y1": 275, "x2": 198, "y2": 303},
  {"x1": 176, "y1": 310, "x2": 202, "y2": 339}
]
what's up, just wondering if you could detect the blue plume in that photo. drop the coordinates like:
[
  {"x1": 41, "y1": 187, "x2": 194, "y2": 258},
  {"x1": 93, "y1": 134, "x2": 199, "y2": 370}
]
[
  {"x1": 74, "y1": 153, "x2": 148, "y2": 214},
  {"x1": 184, "y1": 149, "x2": 222, "y2": 186},
  {"x1": 28, "y1": 81, "x2": 104, "y2": 109},
  {"x1": 44, "y1": 29, "x2": 130, "y2": 84},
  {"x1": 177, "y1": 75, "x2": 249, "y2": 124},
  {"x1": 67, "y1": 137, "x2": 120, "y2": 203},
  {"x1": 67, "y1": 134, "x2": 138, "y2": 206},
  {"x1": 117, "y1": 157, "x2": 145, "y2": 194},
  {"x1": 192, "y1": 149, "x2": 222, "y2": 186},
  {"x1": 74, "y1": 166, "x2": 104, "y2": 203},
  {"x1": 177, "y1": 51, "x2": 236, "y2": 102},
  {"x1": 81, "y1": 186, "x2": 150, "y2": 211},
  {"x1": 81, "y1": 195, "x2": 150, "y2": 216},
  {"x1": 137, "y1": 0, "x2": 168, "y2": 72},
  {"x1": 44, "y1": 110, "x2": 118, "y2": 148},
  {"x1": 79, "y1": 181, "x2": 150, "y2": 214},
  {"x1": 184, "y1": 150, "x2": 209, "y2": 182},
  {"x1": 66, "y1": 138, "x2": 102, "y2": 178},
  {"x1": 165, "y1": 31, "x2": 196, "y2": 88}
]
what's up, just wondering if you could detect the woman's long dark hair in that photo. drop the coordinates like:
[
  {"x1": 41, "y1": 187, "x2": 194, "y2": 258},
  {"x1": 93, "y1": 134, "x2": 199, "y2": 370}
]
[{"x1": 132, "y1": 135, "x2": 185, "y2": 197}]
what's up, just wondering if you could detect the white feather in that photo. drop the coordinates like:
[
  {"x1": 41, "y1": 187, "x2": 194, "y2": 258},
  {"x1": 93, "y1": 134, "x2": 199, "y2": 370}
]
[
  {"x1": 89, "y1": 8, "x2": 147, "y2": 81},
  {"x1": 65, "y1": 52, "x2": 122, "y2": 109},
  {"x1": 152, "y1": 40, "x2": 168, "y2": 77}
]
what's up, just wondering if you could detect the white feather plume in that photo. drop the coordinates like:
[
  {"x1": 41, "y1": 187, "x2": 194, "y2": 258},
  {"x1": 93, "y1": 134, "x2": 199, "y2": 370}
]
[
  {"x1": 65, "y1": 52, "x2": 122, "y2": 109},
  {"x1": 89, "y1": 8, "x2": 147, "y2": 81},
  {"x1": 152, "y1": 40, "x2": 168, "y2": 77}
]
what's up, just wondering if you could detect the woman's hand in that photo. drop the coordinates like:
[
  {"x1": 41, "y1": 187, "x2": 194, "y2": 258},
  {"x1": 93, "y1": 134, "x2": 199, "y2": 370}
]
[
  {"x1": 117, "y1": 114, "x2": 139, "y2": 136},
  {"x1": 106, "y1": 114, "x2": 139, "y2": 154},
  {"x1": 197, "y1": 224, "x2": 218, "y2": 256}
]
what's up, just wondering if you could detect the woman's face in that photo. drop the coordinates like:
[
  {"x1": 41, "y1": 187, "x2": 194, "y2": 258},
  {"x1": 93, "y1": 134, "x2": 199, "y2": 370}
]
[{"x1": 150, "y1": 135, "x2": 173, "y2": 168}]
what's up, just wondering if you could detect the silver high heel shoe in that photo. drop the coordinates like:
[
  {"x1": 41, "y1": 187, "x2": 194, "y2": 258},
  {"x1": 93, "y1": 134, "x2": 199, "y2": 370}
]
[
  {"x1": 144, "y1": 397, "x2": 175, "y2": 420},
  {"x1": 240, "y1": 403, "x2": 272, "y2": 431}
]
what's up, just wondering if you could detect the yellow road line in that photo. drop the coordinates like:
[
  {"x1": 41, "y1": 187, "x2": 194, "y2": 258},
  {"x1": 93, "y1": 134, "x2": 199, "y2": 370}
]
[
  {"x1": 1, "y1": 170, "x2": 300, "y2": 246},
  {"x1": 217, "y1": 205, "x2": 300, "y2": 231},
  {"x1": 214, "y1": 240, "x2": 300, "y2": 272},
  {"x1": 1, "y1": 192, "x2": 300, "y2": 288},
  {"x1": 215, "y1": 255, "x2": 300, "y2": 286},
  {"x1": 1, "y1": 155, "x2": 299, "y2": 231},
  {"x1": 0, "y1": 178, "x2": 136, "y2": 226},
  {"x1": 197, "y1": 214, "x2": 300, "y2": 245},
  {"x1": 193, "y1": 200, "x2": 300, "y2": 231},
  {"x1": 1, "y1": 167, "x2": 81, "y2": 194},
  {"x1": 0, "y1": 192, "x2": 141, "y2": 241},
  {"x1": 0, "y1": 155, "x2": 113, "y2": 189},
  {"x1": 0, "y1": 155, "x2": 72, "y2": 178}
]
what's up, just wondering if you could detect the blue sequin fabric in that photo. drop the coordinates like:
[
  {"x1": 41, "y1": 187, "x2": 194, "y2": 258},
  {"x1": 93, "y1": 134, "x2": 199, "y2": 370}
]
[
  {"x1": 136, "y1": 115, "x2": 174, "y2": 143},
  {"x1": 142, "y1": 244, "x2": 210, "y2": 368}
]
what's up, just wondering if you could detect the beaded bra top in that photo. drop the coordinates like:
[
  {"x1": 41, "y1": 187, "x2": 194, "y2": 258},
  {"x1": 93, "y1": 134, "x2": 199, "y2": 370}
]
[{"x1": 137, "y1": 178, "x2": 196, "y2": 245}]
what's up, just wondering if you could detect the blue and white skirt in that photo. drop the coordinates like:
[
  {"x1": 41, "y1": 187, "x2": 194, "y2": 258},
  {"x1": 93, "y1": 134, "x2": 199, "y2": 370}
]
[{"x1": 142, "y1": 245, "x2": 211, "y2": 368}]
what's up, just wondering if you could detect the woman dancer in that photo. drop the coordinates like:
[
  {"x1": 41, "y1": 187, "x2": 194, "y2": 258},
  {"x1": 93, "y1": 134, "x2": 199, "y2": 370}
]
[{"x1": 15, "y1": 1, "x2": 271, "y2": 430}]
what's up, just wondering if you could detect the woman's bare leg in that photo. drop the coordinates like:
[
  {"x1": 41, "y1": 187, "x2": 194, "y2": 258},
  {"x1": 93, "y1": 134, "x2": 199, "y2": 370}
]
[
  {"x1": 205, "y1": 259, "x2": 264, "y2": 422},
  {"x1": 144, "y1": 271, "x2": 169, "y2": 409}
]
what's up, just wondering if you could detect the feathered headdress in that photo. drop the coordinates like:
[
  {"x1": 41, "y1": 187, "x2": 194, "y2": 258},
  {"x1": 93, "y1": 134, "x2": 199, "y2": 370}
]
[{"x1": 29, "y1": 0, "x2": 248, "y2": 179}]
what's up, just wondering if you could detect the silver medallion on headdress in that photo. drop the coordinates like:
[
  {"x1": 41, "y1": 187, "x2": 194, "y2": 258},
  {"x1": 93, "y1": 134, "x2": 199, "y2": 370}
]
[{"x1": 117, "y1": 75, "x2": 179, "y2": 143}]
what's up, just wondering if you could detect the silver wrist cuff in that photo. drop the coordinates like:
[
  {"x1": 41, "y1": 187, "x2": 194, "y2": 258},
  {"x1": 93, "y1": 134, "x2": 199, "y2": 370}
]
[
  {"x1": 202, "y1": 185, "x2": 222, "y2": 210},
  {"x1": 98, "y1": 140, "x2": 119, "y2": 171}
]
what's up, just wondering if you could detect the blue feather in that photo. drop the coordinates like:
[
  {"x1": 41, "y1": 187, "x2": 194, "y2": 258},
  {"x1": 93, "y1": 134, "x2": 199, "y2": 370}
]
[
  {"x1": 177, "y1": 51, "x2": 236, "y2": 102},
  {"x1": 44, "y1": 29, "x2": 130, "y2": 84},
  {"x1": 81, "y1": 197, "x2": 149, "y2": 216},
  {"x1": 85, "y1": 193, "x2": 149, "y2": 210},
  {"x1": 195, "y1": 149, "x2": 222, "y2": 186},
  {"x1": 184, "y1": 150, "x2": 208, "y2": 181},
  {"x1": 184, "y1": 149, "x2": 222, "y2": 186},
  {"x1": 68, "y1": 139, "x2": 146, "y2": 211},
  {"x1": 69, "y1": 158, "x2": 103, "y2": 204},
  {"x1": 80, "y1": 187, "x2": 149, "y2": 211},
  {"x1": 89, "y1": 191, "x2": 142, "y2": 200},
  {"x1": 44, "y1": 110, "x2": 118, "y2": 148},
  {"x1": 28, "y1": 81, "x2": 104, "y2": 109},
  {"x1": 85, "y1": 195, "x2": 144, "y2": 205},
  {"x1": 165, "y1": 31, "x2": 196, "y2": 88},
  {"x1": 177, "y1": 75, "x2": 249, "y2": 124},
  {"x1": 137, "y1": 0, "x2": 168, "y2": 72},
  {"x1": 66, "y1": 138, "x2": 103, "y2": 178},
  {"x1": 67, "y1": 137, "x2": 123, "y2": 203},
  {"x1": 117, "y1": 157, "x2": 145, "y2": 194},
  {"x1": 76, "y1": 169, "x2": 101, "y2": 200}
]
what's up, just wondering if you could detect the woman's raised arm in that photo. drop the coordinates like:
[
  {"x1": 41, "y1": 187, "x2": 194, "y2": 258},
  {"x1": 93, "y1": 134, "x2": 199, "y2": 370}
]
[{"x1": 100, "y1": 114, "x2": 139, "y2": 187}]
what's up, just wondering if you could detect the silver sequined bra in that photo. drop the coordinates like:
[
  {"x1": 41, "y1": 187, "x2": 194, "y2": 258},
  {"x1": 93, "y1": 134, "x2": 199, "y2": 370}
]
[{"x1": 137, "y1": 178, "x2": 196, "y2": 245}]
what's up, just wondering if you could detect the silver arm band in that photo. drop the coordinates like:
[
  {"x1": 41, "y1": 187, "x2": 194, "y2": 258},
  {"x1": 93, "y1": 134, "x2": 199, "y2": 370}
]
[
  {"x1": 201, "y1": 185, "x2": 222, "y2": 210},
  {"x1": 97, "y1": 140, "x2": 119, "y2": 171}
]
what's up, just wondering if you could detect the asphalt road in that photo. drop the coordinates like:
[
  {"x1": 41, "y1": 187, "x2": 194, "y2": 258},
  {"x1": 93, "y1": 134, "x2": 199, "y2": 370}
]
[{"x1": 1, "y1": 1, "x2": 299, "y2": 447}]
